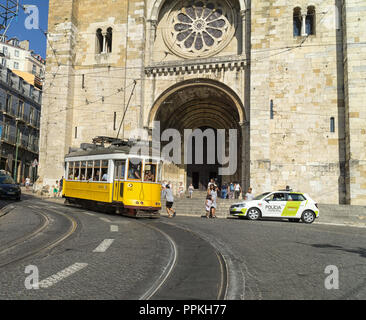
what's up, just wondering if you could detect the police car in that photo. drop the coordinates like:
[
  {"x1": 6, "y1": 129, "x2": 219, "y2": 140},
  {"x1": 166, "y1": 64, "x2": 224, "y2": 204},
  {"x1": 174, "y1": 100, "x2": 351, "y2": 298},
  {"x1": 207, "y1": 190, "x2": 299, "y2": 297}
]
[{"x1": 229, "y1": 191, "x2": 319, "y2": 223}]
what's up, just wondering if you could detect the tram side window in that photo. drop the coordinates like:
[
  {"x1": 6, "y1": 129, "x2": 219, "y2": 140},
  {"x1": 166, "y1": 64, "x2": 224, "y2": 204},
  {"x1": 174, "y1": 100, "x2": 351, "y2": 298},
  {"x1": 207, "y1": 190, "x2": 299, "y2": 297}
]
[
  {"x1": 74, "y1": 162, "x2": 80, "y2": 180},
  {"x1": 67, "y1": 162, "x2": 74, "y2": 180},
  {"x1": 87, "y1": 161, "x2": 93, "y2": 181},
  {"x1": 128, "y1": 158, "x2": 142, "y2": 180},
  {"x1": 144, "y1": 162, "x2": 156, "y2": 182},
  {"x1": 101, "y1": 160, "x2": 109, "y2": 181},
  {"x1": 80, "y1": 161, "x2": 87, "y2": 180},
  {"x1": 93, "y1": 160, "x2": 101, "y2": 181}
]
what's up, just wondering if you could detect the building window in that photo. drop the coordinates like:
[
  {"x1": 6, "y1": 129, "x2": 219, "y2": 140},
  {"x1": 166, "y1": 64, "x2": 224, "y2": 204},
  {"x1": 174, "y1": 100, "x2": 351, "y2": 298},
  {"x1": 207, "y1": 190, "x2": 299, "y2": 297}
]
[
  {"x1": 306, "y1": 6, "x2": 316, "y2": 35},
  {"x1": 32, "y1": 64, "x2": 37, "y2": 75},
  {"x1": 106, "y1": 27, "x2": 113, "y2": 53},
  {"x1": 17, "y1": 101, "x2": 24, "y2": 118},
  {"x1": 3, "y1": 46, "x2": 7, "y2": 55},
  {"x1": 96, "y1": 28, "x2": 104, "y2": 53},
  {"x1": 330, "y1": 117, "x2": 335, "y2": 133},
  {"x1": 13, "y1": 61, "x2": 19, "y2": 69},
  {"x1": 5, "y1": 94, "x2": 11, "y2": 113},
  {"x1": 96, "y1": 28, "x2": 113, "y2": 54},
  {"x1": 1, "y1": 58, "x2": 6, "y2": 67},
  {"x1": 293, "y1": 7, "x2": 302, "y2": 37},
  {"x1": 14, "y1": 50, "x2": 19, "y2": 57}
]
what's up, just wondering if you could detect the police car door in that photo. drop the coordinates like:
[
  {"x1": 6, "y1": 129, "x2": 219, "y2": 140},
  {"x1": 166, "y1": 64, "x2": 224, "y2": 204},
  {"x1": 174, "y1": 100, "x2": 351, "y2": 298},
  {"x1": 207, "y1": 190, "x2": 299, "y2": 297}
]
[{"x1": 263, "y1": 192, "x2": 287, "y2": 217}]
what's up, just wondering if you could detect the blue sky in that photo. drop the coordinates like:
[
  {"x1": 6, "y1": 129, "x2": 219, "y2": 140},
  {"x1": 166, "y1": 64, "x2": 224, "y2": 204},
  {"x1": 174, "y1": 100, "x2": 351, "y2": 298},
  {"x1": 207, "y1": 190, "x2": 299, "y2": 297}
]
[{"x1": 5, "y1": 0, "x2": 49, "y2": 58}]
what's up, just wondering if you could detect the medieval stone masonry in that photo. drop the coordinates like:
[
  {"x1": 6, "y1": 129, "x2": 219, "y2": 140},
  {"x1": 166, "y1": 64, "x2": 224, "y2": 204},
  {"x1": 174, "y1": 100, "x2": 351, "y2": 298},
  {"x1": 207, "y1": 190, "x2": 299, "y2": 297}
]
[{"x1": 39, "y1": 0, "x2": 366, "y2": 205}]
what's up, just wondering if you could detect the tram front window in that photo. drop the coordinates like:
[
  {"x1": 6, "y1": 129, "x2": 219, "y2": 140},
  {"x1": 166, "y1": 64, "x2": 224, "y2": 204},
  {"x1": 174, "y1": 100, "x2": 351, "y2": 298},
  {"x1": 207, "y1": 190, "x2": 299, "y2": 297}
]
[{"x1": 128, "y1": 158, "x2": 142, "y2": 180}]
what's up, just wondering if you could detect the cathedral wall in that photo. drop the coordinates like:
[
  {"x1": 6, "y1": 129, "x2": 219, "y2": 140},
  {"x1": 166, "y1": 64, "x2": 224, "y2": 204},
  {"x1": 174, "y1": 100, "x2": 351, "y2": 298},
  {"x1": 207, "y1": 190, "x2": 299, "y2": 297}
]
[{"x1": 249, "y1": 0, "x2": 346, "y2": 204}]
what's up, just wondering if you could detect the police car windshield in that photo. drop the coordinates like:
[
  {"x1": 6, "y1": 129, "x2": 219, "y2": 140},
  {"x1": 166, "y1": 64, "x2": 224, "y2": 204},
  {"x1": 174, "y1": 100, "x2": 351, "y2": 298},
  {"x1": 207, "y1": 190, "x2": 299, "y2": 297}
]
[{"x1": 253, "y1": 192, "x2": 271, "y2": 200}]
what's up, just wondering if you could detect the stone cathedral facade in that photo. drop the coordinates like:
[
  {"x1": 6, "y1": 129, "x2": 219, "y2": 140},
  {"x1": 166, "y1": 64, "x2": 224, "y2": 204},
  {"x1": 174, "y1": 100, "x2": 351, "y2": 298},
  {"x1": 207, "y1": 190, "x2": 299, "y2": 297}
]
[{"x1": 39, "y1": 0, "x2": 366, "y2": 205}]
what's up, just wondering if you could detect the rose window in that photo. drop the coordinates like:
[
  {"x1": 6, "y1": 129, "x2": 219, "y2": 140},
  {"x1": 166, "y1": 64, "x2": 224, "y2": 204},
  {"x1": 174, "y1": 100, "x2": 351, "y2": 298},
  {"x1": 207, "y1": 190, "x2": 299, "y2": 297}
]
[{"x1": 163, "y1": 0, "x2": 236, "y2": 59}]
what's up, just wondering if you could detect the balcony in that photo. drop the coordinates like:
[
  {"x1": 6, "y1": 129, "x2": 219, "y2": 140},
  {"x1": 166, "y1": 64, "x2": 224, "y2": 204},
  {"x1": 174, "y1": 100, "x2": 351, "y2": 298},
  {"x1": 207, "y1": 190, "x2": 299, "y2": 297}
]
[{"x1": 1, "y1": 109, "x2": 13, "y2": 118}]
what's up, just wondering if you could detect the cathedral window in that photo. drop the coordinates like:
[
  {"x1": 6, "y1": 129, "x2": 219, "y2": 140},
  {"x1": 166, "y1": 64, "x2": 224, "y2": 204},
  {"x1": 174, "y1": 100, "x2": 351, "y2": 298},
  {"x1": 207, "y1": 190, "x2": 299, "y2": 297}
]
[
  {"x1": 96, "y1": 28, "x2": 104, "y2": 54},
  {"x1": 96, "y1": 28, "x2": 113, "y2": 54},
  {"x1": 293, "y1": 7, "x2": 302, "y2": 37},
  {"x1": 106, "y1": 28, "x2": 113, "y2": 53},
  {"x1": 306, "y1": 6, "x2": 316, "y2": 35}
]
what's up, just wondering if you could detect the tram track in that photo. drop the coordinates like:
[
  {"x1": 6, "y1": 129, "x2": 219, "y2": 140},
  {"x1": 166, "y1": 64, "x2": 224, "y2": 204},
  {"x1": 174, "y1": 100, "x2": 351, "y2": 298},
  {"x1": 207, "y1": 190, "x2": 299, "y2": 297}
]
[
  {"x1": 0, "y1": 210, "x2": 50, "y2": 255},
  {"x1": 137, "y1": 219, "x2": 228, "y2": 300},
  {"x1": 0, "y1": 206, "x2": 78, "y2": 269}
]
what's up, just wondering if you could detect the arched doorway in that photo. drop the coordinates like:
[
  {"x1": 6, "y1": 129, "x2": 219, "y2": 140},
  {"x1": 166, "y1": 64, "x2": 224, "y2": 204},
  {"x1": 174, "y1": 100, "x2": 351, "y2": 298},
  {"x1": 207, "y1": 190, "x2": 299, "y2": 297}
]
[{"x1": 149, "y1": 79, "x2": 247, "y2": 190}]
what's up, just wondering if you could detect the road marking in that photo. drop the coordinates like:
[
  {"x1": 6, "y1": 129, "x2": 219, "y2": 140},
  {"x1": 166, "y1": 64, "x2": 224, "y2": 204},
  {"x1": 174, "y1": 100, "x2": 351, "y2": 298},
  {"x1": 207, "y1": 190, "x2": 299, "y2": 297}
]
[
  {"x1": 110, "y1": 225, "x2": 119, "y2": 232},
  {"x1": 38, "y1": 263, "x2": 88, "y2": 289},
  {"x1": 83, "y1": 212, "x2": 96, "y2": 217},
  {"x1": 93, "y1": 239, "x2": 114, "y2": 252},
  {"x1": 99, "y1": 217, "x2": 111, "y2": 223}
]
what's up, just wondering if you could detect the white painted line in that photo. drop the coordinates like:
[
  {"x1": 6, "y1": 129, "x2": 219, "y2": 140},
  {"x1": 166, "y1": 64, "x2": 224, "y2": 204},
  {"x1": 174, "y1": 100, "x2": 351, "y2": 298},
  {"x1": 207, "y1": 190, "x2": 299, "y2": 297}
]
[
  {"x1": 110, "y1": 225, "x2": 119, "y2": 232},
  {"x1": 83, "y1": 212, "x2": 96, "y2": 217},
  {"x1": 99, "y1": 217, "x2": 111, "y2": 223},
  {"x1": 38, "y1": 263, "x2": 88, "y2": 289},
  {"x1": 93, "y1": 239, "x2": 114, "y2": 253}
]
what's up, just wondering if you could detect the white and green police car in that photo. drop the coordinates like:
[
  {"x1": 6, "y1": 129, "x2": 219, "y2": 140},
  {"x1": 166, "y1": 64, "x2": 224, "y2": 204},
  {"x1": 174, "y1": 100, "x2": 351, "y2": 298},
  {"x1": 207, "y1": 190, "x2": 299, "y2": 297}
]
[{"x1": 229, "y1": 191, "x2": 319, "y2": 223}]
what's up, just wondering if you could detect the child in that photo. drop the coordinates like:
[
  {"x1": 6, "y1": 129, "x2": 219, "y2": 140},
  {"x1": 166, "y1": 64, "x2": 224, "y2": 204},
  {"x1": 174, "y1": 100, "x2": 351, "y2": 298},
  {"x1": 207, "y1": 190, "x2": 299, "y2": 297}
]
[{"x1": 204, "y1": 195, "x2": 213, "y2": 218}]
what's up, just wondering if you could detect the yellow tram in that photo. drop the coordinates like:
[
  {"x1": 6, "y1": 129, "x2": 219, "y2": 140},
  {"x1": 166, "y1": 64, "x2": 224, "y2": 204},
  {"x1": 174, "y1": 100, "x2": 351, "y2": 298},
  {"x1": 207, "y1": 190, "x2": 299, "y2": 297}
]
[{"x1": 63, "y1": 139, "x2": 162, "y2": 218}]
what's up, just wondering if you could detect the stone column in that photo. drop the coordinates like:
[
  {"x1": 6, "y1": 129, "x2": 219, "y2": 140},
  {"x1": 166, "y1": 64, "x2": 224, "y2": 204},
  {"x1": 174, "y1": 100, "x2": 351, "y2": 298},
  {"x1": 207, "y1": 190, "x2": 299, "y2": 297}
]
[
  {"x1": 301, "y1": 14, "x2": 307, "y2": 36},
  {"x1": 147, "y1": 19, "x2": 158, "y2": 65}
]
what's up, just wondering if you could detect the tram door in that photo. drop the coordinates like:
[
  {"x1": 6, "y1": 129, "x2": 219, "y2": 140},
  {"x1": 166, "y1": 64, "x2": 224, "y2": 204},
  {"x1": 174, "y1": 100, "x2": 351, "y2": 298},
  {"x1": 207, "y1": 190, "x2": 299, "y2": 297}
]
[{"x1": 113, "y1": 160, "x2": 126, "y2": 202}]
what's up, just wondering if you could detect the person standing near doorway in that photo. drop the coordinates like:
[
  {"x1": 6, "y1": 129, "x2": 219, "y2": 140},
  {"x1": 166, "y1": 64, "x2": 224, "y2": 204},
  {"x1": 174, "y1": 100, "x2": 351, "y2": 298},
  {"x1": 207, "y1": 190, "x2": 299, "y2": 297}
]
[
  {"x1": 244, "y1": 187, "x2": 254, "y2": 201},
  {"x1": 234, "y1": 182, "x2": 242, "y2": 199},
  {"x1": 188, "y1": 183, "x2": 194, "y2": 198},
  {"x1": 164, "y1": 184, "x2": 176, "y2": 218}
]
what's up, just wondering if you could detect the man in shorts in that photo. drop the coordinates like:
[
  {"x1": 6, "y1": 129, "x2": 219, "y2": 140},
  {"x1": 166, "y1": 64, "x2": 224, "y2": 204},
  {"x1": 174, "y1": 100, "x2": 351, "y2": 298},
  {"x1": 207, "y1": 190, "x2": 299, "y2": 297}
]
[{"x1": 164, "y1": 184, "x2": 176, "y2": 218}]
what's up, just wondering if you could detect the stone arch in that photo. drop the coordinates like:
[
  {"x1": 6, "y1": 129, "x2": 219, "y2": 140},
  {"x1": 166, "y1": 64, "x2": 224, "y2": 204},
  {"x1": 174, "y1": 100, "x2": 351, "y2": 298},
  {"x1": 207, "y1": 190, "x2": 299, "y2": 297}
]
[
  {"x1": 147, "y1": 78, "x2": 246, "y2": 128},
  {"x1": 149, "y1": 0, "x2": 247, "y2": 21}
]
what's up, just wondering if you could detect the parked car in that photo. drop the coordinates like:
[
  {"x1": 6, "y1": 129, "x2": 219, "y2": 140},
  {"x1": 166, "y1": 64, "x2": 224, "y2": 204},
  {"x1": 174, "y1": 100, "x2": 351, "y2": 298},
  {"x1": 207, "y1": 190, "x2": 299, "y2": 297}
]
[{"x1": 0, "y1": 175, "x2": 21, "y2": 200}]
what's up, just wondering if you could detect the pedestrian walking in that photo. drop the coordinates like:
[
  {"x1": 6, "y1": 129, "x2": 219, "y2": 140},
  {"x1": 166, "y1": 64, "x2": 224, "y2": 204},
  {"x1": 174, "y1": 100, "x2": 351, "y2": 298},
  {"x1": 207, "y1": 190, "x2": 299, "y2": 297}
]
[
  {"x1": 188, "y1": 183, "x2": 194, "y2": 198},
  {"x1": 208, "y1": 184, "x2": 217, "y2": 218},
  {"x1": 229, "y1": 182, "x2": 234, "y2": 199},
  {"x1": 178, "y1": 182, "x2": 184, "y2": 198},
  {"x1": 53, "y1": 181, "x2": 59, "y2": 198},
  {"x1": 164, "y1": 184, "x2": 176, "y2": 218},
  {"x1": 58, "y1": 177, "x2": 64, "y2": 197},
  {"x1": 25, "y1": 177, "x2": 30, "y2": 191},
  {"x1": 234, "y1": 182, "x2": 242, "y2": 199},
  {"x1": 221, "y1": 182, "x2": 228, "y2": 199}
]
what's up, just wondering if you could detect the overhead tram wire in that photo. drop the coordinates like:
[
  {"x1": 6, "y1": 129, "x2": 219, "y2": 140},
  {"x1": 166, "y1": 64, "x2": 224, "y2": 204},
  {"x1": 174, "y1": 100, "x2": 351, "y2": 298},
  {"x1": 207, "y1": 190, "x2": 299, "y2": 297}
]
[{"x1": 116, "y1": 79, "x2": 137, "y2": 140}]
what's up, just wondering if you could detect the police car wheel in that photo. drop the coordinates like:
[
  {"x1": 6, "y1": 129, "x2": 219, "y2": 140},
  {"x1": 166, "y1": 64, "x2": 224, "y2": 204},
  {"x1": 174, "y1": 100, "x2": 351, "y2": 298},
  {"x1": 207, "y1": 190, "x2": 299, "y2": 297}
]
[
  {"x1": 301, "y1": 210, "x2": 315, "y2": 224},
  {"x1": 247, "y1": 208, "x2": 260, "y2": 221}
]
